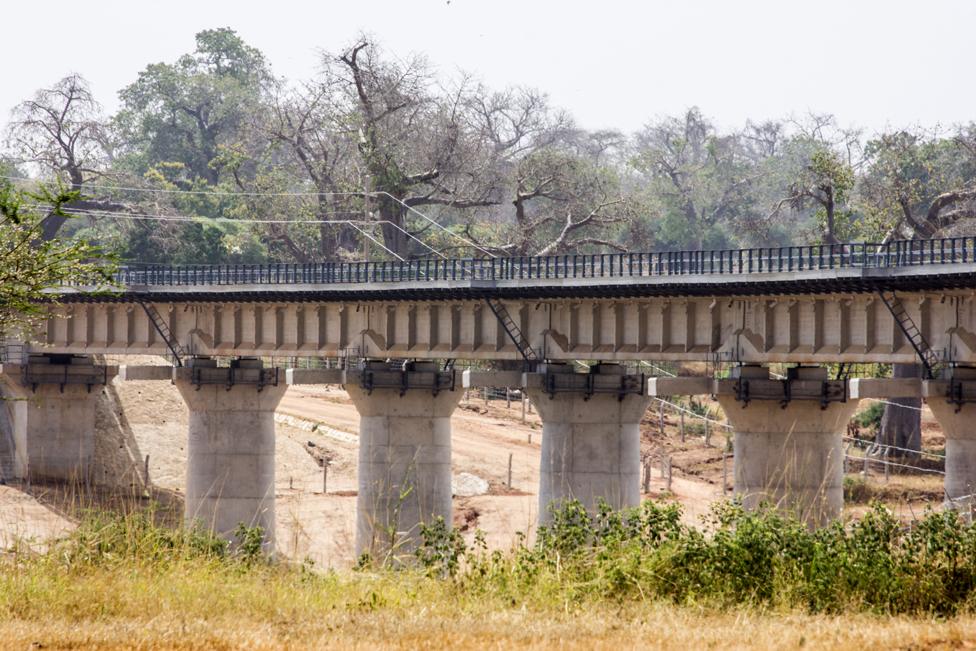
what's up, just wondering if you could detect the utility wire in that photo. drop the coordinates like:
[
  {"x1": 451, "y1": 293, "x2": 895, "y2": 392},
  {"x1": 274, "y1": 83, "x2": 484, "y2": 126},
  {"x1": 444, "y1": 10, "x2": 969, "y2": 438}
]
[
  {"x1": 27, "y1": 204, "x2": 448, "y2": 260},
  {"x1": 7, "y1": 175, "x2": 486, "y2": 257}
]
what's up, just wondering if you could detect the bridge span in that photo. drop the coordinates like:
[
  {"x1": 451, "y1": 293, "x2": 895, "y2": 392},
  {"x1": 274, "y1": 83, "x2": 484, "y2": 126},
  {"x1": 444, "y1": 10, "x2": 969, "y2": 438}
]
[
  {"x1": 38, "y1": 237, "x2": 976, "y2": 365},
  {"x1": 4, "y1": 238, "x2": 976, "y2": 558}
]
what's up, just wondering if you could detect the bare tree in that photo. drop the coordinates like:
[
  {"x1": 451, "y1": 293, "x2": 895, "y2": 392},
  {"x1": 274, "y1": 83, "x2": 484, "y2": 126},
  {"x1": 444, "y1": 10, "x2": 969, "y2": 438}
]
[
  {"x1": 338, "y1": 39, "x2": 500, "y2": 257},
  {"x1": 257, "y1": 75, "x2": 359, "y2": 259},
  {"x1": 4, "y1": 74, "x2": 123, "y2": 240}
]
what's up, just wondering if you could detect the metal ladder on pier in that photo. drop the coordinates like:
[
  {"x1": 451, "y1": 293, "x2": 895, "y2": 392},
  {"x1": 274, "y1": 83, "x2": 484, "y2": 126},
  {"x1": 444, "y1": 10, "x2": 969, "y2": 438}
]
[
  {"x1": 136, "y1": 298, "x2": 186, "y2": 367},
  {"x1": 877, "y1": 290, "x2": 941, "y2": 379},
  {"x1": 485, "y1": 298, "x2": 538, "y2": 367}
]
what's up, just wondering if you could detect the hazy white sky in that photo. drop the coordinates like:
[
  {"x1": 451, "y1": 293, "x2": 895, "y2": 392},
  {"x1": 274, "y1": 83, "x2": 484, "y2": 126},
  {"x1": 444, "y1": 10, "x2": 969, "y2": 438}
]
[{"x1": 2, "y1": 0, "x2": 973, "y2": 135}]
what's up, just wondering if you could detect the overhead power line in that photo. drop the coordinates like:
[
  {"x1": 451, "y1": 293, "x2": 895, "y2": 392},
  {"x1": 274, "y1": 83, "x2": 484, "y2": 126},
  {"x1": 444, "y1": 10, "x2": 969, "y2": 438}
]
[{"x1": 8, "y1": 175, "x2": 485, "y2": 257}]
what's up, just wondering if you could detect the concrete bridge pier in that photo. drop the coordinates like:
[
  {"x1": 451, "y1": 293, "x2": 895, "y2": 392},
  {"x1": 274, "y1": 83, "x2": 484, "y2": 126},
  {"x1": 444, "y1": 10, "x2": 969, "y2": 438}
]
[
  {"x1": 174, "y1": 358, "x2": 285, "y2": 552},
  {"x1": 525, "y1": 363, "x2": 652, "y2": 525},
  {"x1": 344, "y1": 361, "x2": 460, "y2": 561},
  {"x1": 0, "y1": 354, "x2": 116, "y2": 483},
  {"x1": 924, "y1": 367, "x2": 976, "y2": 511},
  {"x1": 715, "y1": 366, "x2": 856, "y2": 527}
]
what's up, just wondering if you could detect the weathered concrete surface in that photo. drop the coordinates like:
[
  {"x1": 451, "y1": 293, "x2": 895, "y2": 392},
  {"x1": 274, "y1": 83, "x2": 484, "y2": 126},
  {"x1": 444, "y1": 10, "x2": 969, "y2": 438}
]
[
  {"x1": 174, "y1": 365, "x2": 286, "y2": 551},
  {"x1": 526, "y1": 364, "x2": 652, "y2": 524},
  {"x1": 716, "y1": 367, "x2": 857, "y2": 527},
  {"x1": 0, "y1": 358, "x2": 116, "y2": 482},
  {"x1": 345, "y1": 374, "x2": 461, "y2": 560}
]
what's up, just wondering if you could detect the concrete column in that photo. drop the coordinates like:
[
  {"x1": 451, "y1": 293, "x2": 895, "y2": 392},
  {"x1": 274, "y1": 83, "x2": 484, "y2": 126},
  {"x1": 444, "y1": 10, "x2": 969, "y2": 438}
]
[
  {"x1": 174, "y1": 359, "x2": 285, "y2": 551},
  {"x1": 716, "y1": 366, "x2": 856, "y2": 527},
  {"x1": 526, "y1": 363, "x2": 651, "y2": 525},
  {"x1": 924, "y1": 367, "x2": 976, "y2": 509},
  {"x1": 0, "y1": 355, "x2": 115, "y2": 482},
  {"x1": 345, "y1": 361, "x2": 460, "y2": 560}
]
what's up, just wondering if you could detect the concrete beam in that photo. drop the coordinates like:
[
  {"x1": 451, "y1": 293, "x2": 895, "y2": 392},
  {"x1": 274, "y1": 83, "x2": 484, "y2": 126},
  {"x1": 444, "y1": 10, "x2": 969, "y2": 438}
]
[
  {"x1": 119, "y1": 365, "x2": 172, "y2": 381},
  {"x1": 849, "y1": 378, "x2": 921, "y2": 400},
  {"x1": 648, "y1": 376, "x2": 712, "y2": 396},
  {"x1": 461, "y1": 369, "x2": 523, "y2": 389},
  {"x1": 285, "y1": 368, "x2": 344, "y2": 385},
  {"x1": 35, "y1": 289, "x2": 975, "y2": 366}
]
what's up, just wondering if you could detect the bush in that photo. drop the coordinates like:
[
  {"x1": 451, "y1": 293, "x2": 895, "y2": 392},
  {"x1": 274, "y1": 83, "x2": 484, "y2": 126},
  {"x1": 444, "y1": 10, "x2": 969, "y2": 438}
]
[
  {"x1": 854, "y1": 402, "x2": 885, "y2": 433},
  {"x1": 416, "y1": 499, "x2": 976, "y2": 615}
]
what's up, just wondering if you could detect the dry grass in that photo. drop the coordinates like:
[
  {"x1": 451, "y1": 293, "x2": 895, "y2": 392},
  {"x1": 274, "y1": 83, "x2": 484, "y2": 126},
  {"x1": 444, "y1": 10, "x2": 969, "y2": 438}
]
[
  {"x1": 4, "y1": 603, "x2": 976, "y2": 650},
  {"x1": 0, "y1": 554, "x2": 975, "y2": 651}
]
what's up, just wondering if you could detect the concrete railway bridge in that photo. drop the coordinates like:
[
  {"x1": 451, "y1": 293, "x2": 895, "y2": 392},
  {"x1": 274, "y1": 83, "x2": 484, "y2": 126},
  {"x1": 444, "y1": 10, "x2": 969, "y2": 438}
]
[{"x1": 5, "y1": 237, "x2": 976, "y2": 556}]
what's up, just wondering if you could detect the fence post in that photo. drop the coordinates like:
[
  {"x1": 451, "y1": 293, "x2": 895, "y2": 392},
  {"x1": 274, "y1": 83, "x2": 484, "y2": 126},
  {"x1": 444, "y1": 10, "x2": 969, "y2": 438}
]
[
  {"x1": 506, "y1": 387, "x2": 511, "y2": 409},
  {"x1": 665, "y1": 457, "x2": 672, "y2": 492},
  {"x1": 642, "y1": 459, "x2": 651, "y2": 493},
  {"x1": 144, "y1": 454, "x2": 150, "y2": 490},
  {"x1": 680, "y1": 411, "x2": 685, "y2": 442},
  {"x1": 722, "y1": 453, "x2": 728, "y2": 495},
  {"x1": 507, "y1": 452, "x2": 513, "y2": 488},
  {"x1": 704, "y1": 420, "x2": 711, "y2": 447},
  {"x1": 483, "y1": 387, "x2": 489, "y2": 406},
  {"x1": 658, "y1": 401, "x2": 665, "y2": 435}
]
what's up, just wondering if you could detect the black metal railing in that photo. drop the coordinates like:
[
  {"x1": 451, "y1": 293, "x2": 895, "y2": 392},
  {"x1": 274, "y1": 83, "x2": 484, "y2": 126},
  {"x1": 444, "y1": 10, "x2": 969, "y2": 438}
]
[{"x1": 93, "y1": 237, "x2": 976, "y2": 288}]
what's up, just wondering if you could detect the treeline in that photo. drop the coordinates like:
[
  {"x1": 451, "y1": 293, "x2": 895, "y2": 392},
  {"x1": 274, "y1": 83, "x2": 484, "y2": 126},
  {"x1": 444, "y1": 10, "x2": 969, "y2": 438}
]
[{"x1": 3, "y1": 28, "x2": 976, "y2": 263}]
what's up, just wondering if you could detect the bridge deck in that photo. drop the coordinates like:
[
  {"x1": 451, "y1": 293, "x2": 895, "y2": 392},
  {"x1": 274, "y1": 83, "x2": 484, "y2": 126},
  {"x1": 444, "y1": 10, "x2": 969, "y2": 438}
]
[{"x1": 56, "y1": 237, "x2": 976, "y2": 302}]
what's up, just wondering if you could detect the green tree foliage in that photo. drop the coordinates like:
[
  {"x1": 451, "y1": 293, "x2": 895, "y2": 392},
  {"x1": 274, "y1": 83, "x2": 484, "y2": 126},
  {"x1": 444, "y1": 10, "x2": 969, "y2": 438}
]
[
  {"x1": 5, "y1": 32, "x2": 976, "y2": 264},
  {"x1": 0, "y1": 183, "x2": 114, "y2": 334},
  {"x1": 114, "y1": 28, "x2": 269, "y2": 186}
]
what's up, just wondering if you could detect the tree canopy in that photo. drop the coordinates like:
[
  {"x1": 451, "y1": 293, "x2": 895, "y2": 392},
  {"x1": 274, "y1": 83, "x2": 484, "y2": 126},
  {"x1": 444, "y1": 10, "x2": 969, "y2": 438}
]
[{"x1": 5, "y1": 29, "x2": 976, "y2": 265}]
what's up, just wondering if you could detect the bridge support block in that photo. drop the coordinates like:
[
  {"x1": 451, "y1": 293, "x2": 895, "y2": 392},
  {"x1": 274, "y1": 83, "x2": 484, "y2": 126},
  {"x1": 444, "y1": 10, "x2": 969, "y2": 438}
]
[
  {"x1": 924, "y1": 367, "x2": 976, "y2": 510},
  {"x1": 344, "y1": 361, "x2": 460, "y2": 561},
  {"x1": 0, "y1": 355, "x2": 115, "y2": 483},
  {"x1": 715, "y1": 366, "x2": 856, "y2": 527},
  {"x1": 525, "y1": 363, "x2": 652, "y2": 525},
  {"x1": 174, "y1": 358, "x2": 285, "y2": 553}
]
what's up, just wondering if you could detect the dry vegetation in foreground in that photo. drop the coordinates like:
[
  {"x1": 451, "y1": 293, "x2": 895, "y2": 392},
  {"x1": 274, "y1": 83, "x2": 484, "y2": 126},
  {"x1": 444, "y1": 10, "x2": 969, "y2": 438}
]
[
  {"x1": 6, "y1": 503, "x2": 976, "y2": 650},
  {"x1": 4, "y1": 606, "x2": 976, "y2": 650}
]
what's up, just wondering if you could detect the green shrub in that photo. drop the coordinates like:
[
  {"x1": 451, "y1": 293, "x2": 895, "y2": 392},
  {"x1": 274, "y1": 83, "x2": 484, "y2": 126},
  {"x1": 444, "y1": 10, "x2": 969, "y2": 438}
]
[
  {"x1": 854, "y1": 402, "x2": 885, "y2": 433},
  {"x1": 416, "y1": 499, "x2": 976, "y2": 615}
]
